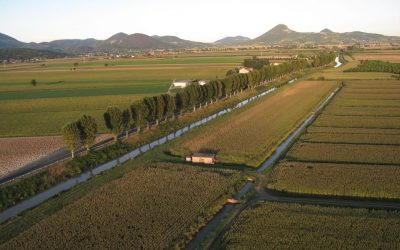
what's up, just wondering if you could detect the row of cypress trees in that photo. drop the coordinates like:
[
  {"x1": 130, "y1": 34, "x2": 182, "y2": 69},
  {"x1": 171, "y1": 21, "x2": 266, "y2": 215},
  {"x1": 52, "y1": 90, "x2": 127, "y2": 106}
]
[{"x1": 61, "y1": 52, "x2": 336, "y2": 157}]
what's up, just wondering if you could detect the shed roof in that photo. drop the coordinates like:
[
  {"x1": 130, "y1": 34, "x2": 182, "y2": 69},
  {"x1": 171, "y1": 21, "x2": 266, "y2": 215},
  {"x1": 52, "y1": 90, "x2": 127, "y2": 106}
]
[{"x1": 192, "y1": 153, "x2": 216, "y2": 158}]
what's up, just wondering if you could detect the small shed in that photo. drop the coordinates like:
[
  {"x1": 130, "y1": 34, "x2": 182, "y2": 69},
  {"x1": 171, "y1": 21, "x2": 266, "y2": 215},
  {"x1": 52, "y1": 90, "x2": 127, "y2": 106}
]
[{"x1": 190, "y1": 153, "x2": 216, "y2": 165}]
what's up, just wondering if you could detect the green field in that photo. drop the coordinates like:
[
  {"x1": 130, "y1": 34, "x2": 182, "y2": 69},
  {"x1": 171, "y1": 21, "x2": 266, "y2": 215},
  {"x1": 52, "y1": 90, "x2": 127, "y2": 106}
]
[
  {"x1": 220, "y1": 202, "x2": 400, "y2": 249},
  {"x1": 0, "y1": 57, "x2": 239, "y2": 136},
  {"x1": 267, "y1": 79, "x2": 400, "y2": 199},
  {"x1": 168, "y1": 81, "x2": 338, "y2": 167}
]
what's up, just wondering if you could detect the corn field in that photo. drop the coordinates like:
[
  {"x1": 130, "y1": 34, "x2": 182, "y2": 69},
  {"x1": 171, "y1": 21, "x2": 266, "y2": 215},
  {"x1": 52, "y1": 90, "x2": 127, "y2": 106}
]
[
  {"x1": 0, "y1": 163, "x2": 241, "y2": 249},
  {"x1": 220, "y1": 202, "x2": 400, "y2": 249},
  {"x1": 267, "y1": 79, "x2": 400, "y2": 199}
]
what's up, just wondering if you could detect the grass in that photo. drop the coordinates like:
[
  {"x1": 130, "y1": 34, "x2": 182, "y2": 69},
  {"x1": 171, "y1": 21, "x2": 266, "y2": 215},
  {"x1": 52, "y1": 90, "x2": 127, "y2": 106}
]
[
  {"x1": 167, "y1": 80, "x2": 338, "y2": 167},
  {"x1": 0, "y1": 163, "x2": 242, "y2": 249},
  {"x1": 219, "y1": 202, "x2": 400, "y2": 249},
  {"x1": 0, "y1": 62, "x2": 235, "y2": 136},
  {"x1": 40, "y1": 56, "x2": 247, "y2": 68},
  {"x1": 0, "y1": 94, "x2": 147, "y2": 136}
]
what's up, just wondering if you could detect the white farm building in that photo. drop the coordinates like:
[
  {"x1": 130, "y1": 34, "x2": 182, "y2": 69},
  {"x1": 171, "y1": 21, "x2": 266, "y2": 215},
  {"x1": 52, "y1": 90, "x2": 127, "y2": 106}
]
[
  {"x1": 170, "y1": 79, "x2": 209, "y2": 89},
  {"x1": 239, "y1": 67, "x2": 253, "y2": 74},
  {"x1": 171, "y1": 80, "x2": 193, "y2": 88}
]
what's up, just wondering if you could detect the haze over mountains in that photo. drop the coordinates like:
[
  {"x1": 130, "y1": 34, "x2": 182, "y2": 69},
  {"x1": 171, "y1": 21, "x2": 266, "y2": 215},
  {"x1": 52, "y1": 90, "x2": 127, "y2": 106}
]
[{"x1": 1, "y1": 24, "x2": 399, "y2": 54}]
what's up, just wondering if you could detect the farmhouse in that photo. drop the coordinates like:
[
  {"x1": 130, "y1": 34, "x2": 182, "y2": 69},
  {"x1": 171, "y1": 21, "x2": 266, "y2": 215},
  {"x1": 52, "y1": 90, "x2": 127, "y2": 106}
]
[
  {"x1": 171, "y1": 80, "x2": 193, "y2": 88},
  {"x1": 198, "y1": 80, "x2": 209, "y2": 86},
  {"x1": 187, "y1": 153, "x2": 216, "y2": 164},
  {"x1": 239, "y1": 67, "x2": 253, "y2": 74},
  {"x1": 171, "y1": 79, "x2": 209, "y2": 89},
  {"x1": 257, "y1": 55, "x2": 298, "y2": 60}
]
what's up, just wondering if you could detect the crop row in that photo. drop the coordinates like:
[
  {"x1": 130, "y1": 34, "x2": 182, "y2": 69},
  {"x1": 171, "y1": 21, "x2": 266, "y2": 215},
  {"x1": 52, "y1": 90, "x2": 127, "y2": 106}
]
[
  {"x1": 0, "y1": 163, "x2": 241, "y2": 249},
  {"x1": 307, "y1": 126, "x2": 400, "y2": 135},
  {"x1": 337, "y1": 93, "x2": 400, "y2": 100},
  {"x1": 267, "y1": 161, "x2": 400, "y2": 199},
  {"x1": 323, "y1": 106, "x2": 400, "y2": 117},
  {"x1": 300, "y1": 132, "x2": 400, "y2": 145},
  {"x1": 330, "y1": 97, "x2": 400, "y2": 107},
  {"x1": 313, "y1": 115, "x2": 400, "y2": 129},
  {"x1": 220, "y1": 202, "x2": 400, "y2": 249},
  {"x1": 286, "y1": 142, "x2": 400, "y2": 165}
]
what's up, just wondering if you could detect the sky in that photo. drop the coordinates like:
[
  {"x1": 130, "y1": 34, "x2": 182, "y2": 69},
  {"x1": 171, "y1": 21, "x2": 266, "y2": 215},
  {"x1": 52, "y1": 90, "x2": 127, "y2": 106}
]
[{"x1": 1, "y1": 0, "x2": 399, "y2": 43}]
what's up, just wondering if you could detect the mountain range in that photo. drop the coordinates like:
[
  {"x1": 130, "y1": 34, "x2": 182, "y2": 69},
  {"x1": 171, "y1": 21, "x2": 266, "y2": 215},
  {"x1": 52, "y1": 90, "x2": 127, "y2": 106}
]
[{"x1": 1, "y1": 24, "x2": 399, "y2": 55}]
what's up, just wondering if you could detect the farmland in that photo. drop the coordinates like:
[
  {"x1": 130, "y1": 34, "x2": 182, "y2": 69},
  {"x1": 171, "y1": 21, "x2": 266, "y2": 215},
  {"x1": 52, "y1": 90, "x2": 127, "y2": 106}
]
[
  {"x1": 0, "y1": 57, "x2": 238, "y2": 136},
  {"x1": 168, "y1": 80, "x2": 338, "y2": 167},
  {"x1": 0, "y1": 134, "x2": 111, "y2": 178},
  {"x1": 267, "y1": 162, "x2": 400, "y2": 199},
  {"x1": 267, "y1": 79, "x2": 400, "y2": 199},
  {"x1": 353, "y1": 50, "x2": 400, "y2": 62},
  {"x1": 308, "y1": 57, "x2": 396, "y2": 80},
  {"x1": 0, "y1": 163, "x2": 242, "y2": 249},
  {"x1": 220, "y1": 202, "x2": 400, "y2": 249}
]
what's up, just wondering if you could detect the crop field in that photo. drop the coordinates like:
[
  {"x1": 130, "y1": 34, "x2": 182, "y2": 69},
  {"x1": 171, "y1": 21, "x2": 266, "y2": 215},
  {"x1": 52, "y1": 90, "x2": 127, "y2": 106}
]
[
  {"x1": 266, "y1": 162, "x2": 400, "y2": 199},
  {"x1": 353, "y1": 51, "x2": 400, "y2": 62},
  {"x1": 220, "y1": 202, "x2": 400, "y2": 249},
  {"x1": 267, "y1": 79, "x2": 400, "y2": 199},
  {"x1": 300, "y1": 132, "x2": 400, "y2": 145},
  {"x1": 0, "y1": 136, "x2": 64, "y2": 177},
  {"x1": 309, "y1": 57, "x2": 396, "y2": 80},
  {"x1": 168, "y1": 81, "x2": 338, "y2": 167},
  {"x1": 0, "y1": 163, "x2": 241, "y2": 249},
  {"x1": 0, "y1": 134, "x2": 111, "y2": 177},
  {"x1": 287, "y1": 143, "x2": 400, "y2": 165},
  {"x1": 0, "y1": 59, "x2": 236, "y2": 137}
]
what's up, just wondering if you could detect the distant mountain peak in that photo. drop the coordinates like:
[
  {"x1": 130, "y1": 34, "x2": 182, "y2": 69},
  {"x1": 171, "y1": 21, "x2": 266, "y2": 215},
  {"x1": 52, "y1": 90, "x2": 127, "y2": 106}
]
[
  {"x1": 111, "y1": 32, "x2": 128, "y2": 38},
  {"x1": 214, "y1": 36, "x2": 251, "y2": 45},
  {"x1": 270, "y1": 24, "x2": 294, "y2": 33},
  {"x1": 320, "y1": 28, "x2": 333, "y2": 33}
]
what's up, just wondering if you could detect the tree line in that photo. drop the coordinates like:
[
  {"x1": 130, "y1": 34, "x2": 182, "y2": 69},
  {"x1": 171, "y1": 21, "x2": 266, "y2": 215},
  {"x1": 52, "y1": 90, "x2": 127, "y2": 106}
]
[
  {"x1": 310, "y1": 52, "x2": 336, "y2": 68},
  {"x1": 243, "y1": 57, "x2": 270, "y2": 69},
  {"x1": 61, "y1": 53, "x2": 336, "y2": 157}
]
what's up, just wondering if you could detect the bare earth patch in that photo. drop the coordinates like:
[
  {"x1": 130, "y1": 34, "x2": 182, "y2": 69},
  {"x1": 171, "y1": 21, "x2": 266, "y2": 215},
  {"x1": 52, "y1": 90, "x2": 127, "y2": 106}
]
[{"x1": 0, "y1": 134, "x2": 111, "y2": 178}]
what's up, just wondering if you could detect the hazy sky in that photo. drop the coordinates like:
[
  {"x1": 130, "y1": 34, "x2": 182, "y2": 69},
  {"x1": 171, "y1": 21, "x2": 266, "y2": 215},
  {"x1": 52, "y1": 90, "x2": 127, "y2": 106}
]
[{"x1": 1, "y1": 0, "x2": 399, "y2": 43}]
